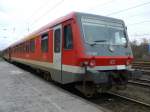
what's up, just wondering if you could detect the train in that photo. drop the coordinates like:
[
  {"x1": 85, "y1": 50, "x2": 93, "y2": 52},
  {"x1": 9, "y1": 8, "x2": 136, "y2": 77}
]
[{"x1": 3, "y1": 12, "x2": 133, "y2": 97}]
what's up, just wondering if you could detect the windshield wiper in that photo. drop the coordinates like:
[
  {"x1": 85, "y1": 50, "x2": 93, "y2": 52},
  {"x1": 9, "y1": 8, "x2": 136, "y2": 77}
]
[
  {"x1": 88, "y1": 40, "x2": 107, "y2": 46},
  {"x1": 94, "y1": 40, "x2": 107, "y2": 42},
  {"x1": 89, "y1": 42, "x2": 97, "y2": 46}
]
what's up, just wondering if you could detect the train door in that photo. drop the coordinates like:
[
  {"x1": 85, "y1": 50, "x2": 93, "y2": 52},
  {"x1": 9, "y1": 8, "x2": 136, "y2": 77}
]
[{"x1": 52, "y1": 25, "x2": 62, "y2": 83}]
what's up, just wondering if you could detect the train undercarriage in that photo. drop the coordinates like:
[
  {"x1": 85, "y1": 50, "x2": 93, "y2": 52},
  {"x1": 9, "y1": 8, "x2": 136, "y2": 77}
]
[{"x1": 75, "y1": 69, "x2": 129, "y2": 97}]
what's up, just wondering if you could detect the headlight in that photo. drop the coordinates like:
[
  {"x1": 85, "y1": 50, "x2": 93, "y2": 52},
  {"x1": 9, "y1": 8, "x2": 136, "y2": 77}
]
[
  {"x1": 126, "y1": 60, "x2": 130, "y2": 66},
  {"x1": 89, "y1": 60, "x2": 96, "y2": 68}
]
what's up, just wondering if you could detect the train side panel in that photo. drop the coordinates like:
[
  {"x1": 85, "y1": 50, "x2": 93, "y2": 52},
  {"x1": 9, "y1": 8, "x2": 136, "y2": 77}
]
[{"x1": 9, "y1": 17, "x2": 84, "y2": 84}]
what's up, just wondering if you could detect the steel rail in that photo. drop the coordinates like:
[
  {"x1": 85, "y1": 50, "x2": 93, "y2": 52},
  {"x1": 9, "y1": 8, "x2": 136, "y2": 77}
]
[
  {"x1": 128, "y1": 80, "x2": 150, "y2": 88},
  {"x1": 107, "y1": 92, "x2": 150, "y2": 107}
]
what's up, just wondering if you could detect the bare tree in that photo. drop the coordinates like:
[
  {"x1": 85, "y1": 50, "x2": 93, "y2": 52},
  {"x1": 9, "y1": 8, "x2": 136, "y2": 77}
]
[{"x1": 130, "y1": 38, "x2": 150, "y2": 60}]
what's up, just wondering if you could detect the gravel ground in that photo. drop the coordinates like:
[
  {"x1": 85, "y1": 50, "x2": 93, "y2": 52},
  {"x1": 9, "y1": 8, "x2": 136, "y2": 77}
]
[
  {"x1": 141, "y1": 73, "x2": 150, "y2": 80},
  {"x1": 110, "y1": 84, "x2": 150, "y2": 105},
  {"x1": 90, "y1": 93, "x2": 150, "y2": 112}
]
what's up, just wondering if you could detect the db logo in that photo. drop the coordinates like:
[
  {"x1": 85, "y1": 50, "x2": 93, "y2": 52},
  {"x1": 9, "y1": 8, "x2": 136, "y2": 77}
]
[{"x1": 110, "y1": 60, "x2": 116, "y2": 65}]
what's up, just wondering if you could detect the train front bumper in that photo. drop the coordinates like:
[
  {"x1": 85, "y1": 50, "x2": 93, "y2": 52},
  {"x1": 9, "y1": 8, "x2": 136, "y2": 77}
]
[{"x1": 86, "y1": 65, "x2": 130, "y2": 84}]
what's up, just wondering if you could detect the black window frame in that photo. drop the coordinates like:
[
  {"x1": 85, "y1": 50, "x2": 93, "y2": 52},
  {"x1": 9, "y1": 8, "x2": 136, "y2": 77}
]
[
  {"x1": 41, "y1": 33, "x2": 48, "y2": 52},
  {"x1": 63, "y1": 24, "x2": 73, "y2": 50},
  {"x1": 23, "y1": 43, "x2": 26, "y2": 53}
]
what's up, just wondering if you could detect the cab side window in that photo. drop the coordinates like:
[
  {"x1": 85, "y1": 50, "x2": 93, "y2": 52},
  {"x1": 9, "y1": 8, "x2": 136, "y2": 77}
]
[
  {"x1": 64, "y1": 24, "x2": 73, "y2": 49},
  {"x1": 41, "y1": 33, "x2": 48, "y2": 52}
]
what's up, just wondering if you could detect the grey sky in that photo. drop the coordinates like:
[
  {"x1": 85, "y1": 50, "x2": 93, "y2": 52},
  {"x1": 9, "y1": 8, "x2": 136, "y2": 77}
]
[{"x1": 0, "y1": 0, "x2": 150, "y2": 50}]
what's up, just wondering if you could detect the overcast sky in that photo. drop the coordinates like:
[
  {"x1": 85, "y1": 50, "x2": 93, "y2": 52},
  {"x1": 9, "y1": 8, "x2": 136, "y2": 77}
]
[{"x1": 0, "y1": 0, "x2": 150, "y2": 50}]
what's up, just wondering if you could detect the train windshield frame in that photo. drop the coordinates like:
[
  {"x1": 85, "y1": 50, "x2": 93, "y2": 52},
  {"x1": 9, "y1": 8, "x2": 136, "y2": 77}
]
[{"x1": 81, "y1": 17, "x2": 127, "y2": 46}]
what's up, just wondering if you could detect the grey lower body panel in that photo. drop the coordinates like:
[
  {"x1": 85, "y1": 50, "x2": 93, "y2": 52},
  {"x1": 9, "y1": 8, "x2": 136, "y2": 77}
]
[{"x1": 62, "y1": 71, "x2": 83, "y2": 84}]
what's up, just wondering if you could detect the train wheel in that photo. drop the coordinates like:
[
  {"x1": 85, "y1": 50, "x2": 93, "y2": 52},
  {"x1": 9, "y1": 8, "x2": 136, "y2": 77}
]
[
  {"x1": 75, "y1": 83, "x2": 96, "y2": 98},
  {"x1": 46, "y1": 73, "x2": 52, "y2": 81},
  {"x1": 43, "y1": 72, "x2": 52, "y2": 81}
]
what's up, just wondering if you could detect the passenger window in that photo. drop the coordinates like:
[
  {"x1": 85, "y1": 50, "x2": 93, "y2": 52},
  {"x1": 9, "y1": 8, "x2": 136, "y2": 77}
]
[
  {"x1": 64, "y1": 24, "x2": 73, "y2": 49},
  {"x1": 30, "y1": 39, "x2": 35, "y2": 52},
  {"x1": 41, "y1": 33, "x2": 48, "y2": 52},
  {"x1": 21, "y1": 45, "x2": 23, "y2": 53},
  {"x1": 26, "y1": 42, "x2": 29, "y2": 53},
  {"x1": 23, "y1": 43, "x2": 26, "y2": 53},
  {"x1": 54, "y1": 29, "x2": 61, "y2": 53}
]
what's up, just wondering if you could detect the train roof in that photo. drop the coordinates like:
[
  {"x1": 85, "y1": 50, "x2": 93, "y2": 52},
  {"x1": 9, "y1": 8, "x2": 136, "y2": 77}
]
[{"x1": 9, "y1": 12, "x2": 124, "y2": 48}]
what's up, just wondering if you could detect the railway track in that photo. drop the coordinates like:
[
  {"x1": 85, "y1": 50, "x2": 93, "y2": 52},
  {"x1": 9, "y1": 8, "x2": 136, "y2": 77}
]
[
  {"x1": 132, "y1": 60, "x2": 150, "y2": 70},
  {"x1": 138, "y1": 78, "x2": 150, "y2": 83},
  {"x1": 64, "y1": 83, "x2": 150, "y2": 111},
  {"x1": 131, "y1": 60, "x2": 150, "y2": 88},
  {"x1": 128, "y1": 79, "x2": 150, "y2": 88},
  {"x1": 107, "y1": 91, "x2": 150, "y2": 107}
]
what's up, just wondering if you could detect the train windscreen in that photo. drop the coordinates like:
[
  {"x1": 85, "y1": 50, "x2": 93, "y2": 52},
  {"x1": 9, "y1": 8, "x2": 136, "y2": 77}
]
[{"x1": 81, "y1": 17, "x2": 127, "y2": 46}]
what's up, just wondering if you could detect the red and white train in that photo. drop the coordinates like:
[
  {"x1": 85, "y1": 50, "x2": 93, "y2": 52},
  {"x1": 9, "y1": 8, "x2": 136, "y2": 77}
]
[{"x1": 3, "y1": 12, "x2": 133, "y2": 96}]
